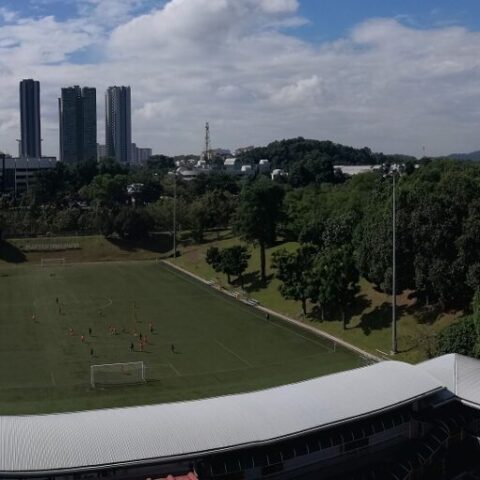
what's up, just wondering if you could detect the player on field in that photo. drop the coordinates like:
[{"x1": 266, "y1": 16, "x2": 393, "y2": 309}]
[
  {"x1": 171, "y1": 343, "x2": 175, "y2": 353},
  {"x1": 130, "y1": 342, "x2": 134, "y2": 352},
  {"x1": 88, "y1": 327, "x2": 92, "y2": 336},
  {"x1": 31, "y1": 313, "x2": 36, "y2": 322},
  {"x1": 80, "y1": 335, "x2": 85, "y2": 343}
]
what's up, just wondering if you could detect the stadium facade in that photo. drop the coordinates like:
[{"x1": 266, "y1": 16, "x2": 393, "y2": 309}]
[{"x1": 1, "y1": 354, "x2": 480, "y2": 479}]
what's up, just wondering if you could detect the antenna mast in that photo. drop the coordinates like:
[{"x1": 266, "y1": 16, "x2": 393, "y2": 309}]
[{"x1": 205, "y1": 122, "x2": 211, "y2": 162}]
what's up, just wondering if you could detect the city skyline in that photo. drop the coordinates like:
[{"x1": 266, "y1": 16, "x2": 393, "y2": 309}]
[{"x1": 1, "y1": 1, "x2": 480, "y2": 158}]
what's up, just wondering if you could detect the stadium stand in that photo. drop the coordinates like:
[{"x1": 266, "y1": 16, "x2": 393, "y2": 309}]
[{"x1": 1, "y1": 354, "x2": 480, "y2": 479}]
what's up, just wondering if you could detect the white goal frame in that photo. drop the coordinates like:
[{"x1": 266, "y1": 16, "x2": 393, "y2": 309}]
[
  {"x1": 90, "y1": 361, "x2": 146, "y2": 388},
  {"x1": 40, "y1": 258, "x2": 66, "y2": 267}
]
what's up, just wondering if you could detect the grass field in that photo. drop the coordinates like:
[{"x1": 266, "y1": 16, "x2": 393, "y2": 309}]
[{"x1": 0, "y1": 260, "x2": 362, "y2": 414}]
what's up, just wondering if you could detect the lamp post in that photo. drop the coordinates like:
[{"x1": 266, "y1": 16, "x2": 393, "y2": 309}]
[
  {"x1": 391, "y1": 169, "x2": 397, "y2": 354},
  {"x1": 173, "y1": 169, "x2": 177, "y2": 261}
]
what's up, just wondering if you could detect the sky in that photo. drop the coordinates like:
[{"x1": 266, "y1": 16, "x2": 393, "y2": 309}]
[{"x1": 1, "y1": 0, "x2": 480, "y2": 158}]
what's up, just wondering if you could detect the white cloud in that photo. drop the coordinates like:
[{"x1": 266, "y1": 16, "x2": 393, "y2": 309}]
[
  {"x1": 0, "y1": 7, "x2": 18, "y2": 23},
  {"x1": 0, "y1": 1, "x2": 480, "y2": 158},
  {"x1": 270, "y1": 75, "x2": 323, "y2": 105},
  {"x1": 259, "y1": 0, "x2": 299, "y2": 14}
]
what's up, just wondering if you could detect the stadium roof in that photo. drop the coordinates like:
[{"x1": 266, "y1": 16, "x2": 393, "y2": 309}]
[
  {"x1": 0, "y1": 361, "x2": 443, "y2": 475},
  {"x1": 418, "y1": 353, "x2": 480, "y2": 408}
]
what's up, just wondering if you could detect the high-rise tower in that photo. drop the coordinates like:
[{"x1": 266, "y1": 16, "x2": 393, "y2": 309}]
[
  {"x1": 20, "y1": 79, "x2": 41, "y2": 158},
  {"x1": 105, "y1": 86, "x2": 132, "y2": 163},
  {"x1": 59, "y1": 86, "x2": 97, "y2": 163}
]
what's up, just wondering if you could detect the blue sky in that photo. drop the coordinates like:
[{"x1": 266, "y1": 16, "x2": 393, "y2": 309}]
[
  {"x1": 5, "y1": 0, "x2": 480, "y2": 38},
  {"x1": 297, "y1": 1, "x2": 479, "y2": 40},
  {"x1": 0, "y1": 0, "x2": 480, "y2": 157},
  {"x1": 4, "y1": 1, "x2": 480, "y2": 40}
]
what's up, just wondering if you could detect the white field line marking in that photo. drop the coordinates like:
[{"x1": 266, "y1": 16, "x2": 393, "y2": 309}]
[
  {"x1": 50, "y1": 372, "x2": 56, "y2": 386},
  {"x1": 100, "y1": 297, "x2": 113, "y2": 310},
  {"x1": 215, "y1": 339, "x2": 253, "y2": 367},
  {"x1": 168, "y1": 363, "x2": 181, "y2": 376}
]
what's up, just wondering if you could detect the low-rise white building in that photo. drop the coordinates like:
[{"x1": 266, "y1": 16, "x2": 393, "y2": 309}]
[{"x1": 224, "y1": 157, "x2": 242, "y2": 171}]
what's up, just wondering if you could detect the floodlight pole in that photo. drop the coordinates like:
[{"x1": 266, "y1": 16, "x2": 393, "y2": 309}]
[
  {"x1": 392, "y1": 169, "x2": 398, "y2": 355},
  {"x1": 173, "y1": 171, "x2": 177, "y2": 261}
]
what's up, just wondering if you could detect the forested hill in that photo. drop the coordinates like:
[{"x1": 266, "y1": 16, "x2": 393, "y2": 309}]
[
  {"x1": 447, "y1": 151, "x2": 480, "y2": 161},
  {"x1": 236, "y1": 138, "x2": 416, "y2": 169}
]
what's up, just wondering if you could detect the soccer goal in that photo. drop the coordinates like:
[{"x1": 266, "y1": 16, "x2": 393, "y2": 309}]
[
  {"x1": 40, "y1": 258, "x2": 66, "y2": 267},
  {"x1": 90, "y1": 361, "x2": 146, "y2": 388}
]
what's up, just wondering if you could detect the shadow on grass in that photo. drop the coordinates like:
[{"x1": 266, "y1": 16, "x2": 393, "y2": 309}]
[
  {"x1": 407, "y1": 303, "x2": 443, "y2": 326},
  {"x1": 0, "y1": 241, "x2": 26, "y2": 264},
  {"x1": 107, "y1": 233, "x2": 173, "y2": 254},
  {"x1": 241, "y1": 271, "x2": 274, "y2": 293},
  {"x1": 308, "y1": 295, "x2": 372, "y2": 328},
  {"x1": 356, "y1": 302, "x2": 407, "y2": 336},
  {"x1": 346, "y1": 294, "x2": 372, "y2": 326}
]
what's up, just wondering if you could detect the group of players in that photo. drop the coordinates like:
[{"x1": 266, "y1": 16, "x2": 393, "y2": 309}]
[{"x1": 32, "y1": 299, "x2": 177, "y2": 358}]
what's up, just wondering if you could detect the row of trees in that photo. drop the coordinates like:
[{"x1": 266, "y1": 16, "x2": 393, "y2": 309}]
[
  {"x1": 281, "y1": 160, "x2": 480, "y2": 310},
  {"x1": 273, "y1": 245, "x2": 358, "y2": 326}
]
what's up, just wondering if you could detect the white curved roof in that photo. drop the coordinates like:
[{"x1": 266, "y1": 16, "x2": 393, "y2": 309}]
[
  {"x1": 0, "y1": 361, "x2": 442, "y2": 474},
  {"x1": 418, "y1": 354, "x2": 480, "y2": 408}
]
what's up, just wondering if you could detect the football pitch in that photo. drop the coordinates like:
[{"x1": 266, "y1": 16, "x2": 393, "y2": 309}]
[{"x1": 0, "y1": 261, "x2": 363, "y2": 414}]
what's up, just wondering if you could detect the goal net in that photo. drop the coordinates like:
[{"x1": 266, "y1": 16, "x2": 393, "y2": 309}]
[
  {"x1": 90, "y1": 361, "x2": 146, "y2": 388},
  {"x1": 40, "y1": 258, "x2": 66, "y2": 267}
]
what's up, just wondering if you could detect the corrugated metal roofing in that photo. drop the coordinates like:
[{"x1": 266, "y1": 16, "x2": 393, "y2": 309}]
[
  {"x1": 419, "y1": 353, "x2": 480, "y2": 407},
  {"x1": 0, "y1": 361, "x2": 442, "y2": 474}
]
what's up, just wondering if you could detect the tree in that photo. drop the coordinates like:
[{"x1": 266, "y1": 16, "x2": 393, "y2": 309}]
[
  {"x1": 205, "y1": 245, "x2": 250, "y2": 286},
  {"x1": 435, "y1": 318, "x2": 477, "y2": 357},
  {"x1": 95, "y1": 207, "x2": 115, "y2": 237},
  {"x1": 272, "y1": 245, "x2": 317, "y2": 316},
  {"x1": 313, "y1": 247, "x2": 359, "y2": 323},
  {"x1": 220, "y1": 245, "x2": 251, "y2": 286},
  {"x1": 81, "y1": 174, "x2": 128, "y2": 207},
  {"x1": 206, "y1": 246, "x2": 222, "y2": 272},
  {"x1": 333, "y1": 247, "x2": 359, "y2": 329},
  {"x1": 187, "y1": 198, "x2": 209, "y2": 243},
  {"x1": 234, "y1": 177, "x2": 284, "y2": 283},
  {"x1": 113, "y1": 208, "x2": 153, "y2": 240}
]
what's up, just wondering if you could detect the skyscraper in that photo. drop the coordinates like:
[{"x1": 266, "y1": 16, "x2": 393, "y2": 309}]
[
  {"x1": 19, "y1": 79, "x2": 41, "y2": 158},
  {"x1": 58, "y1": 86, "x2": 97, "y2": 163},
  {"x1": 105, "y1": 86, "x2": 132, "y2": 163}
]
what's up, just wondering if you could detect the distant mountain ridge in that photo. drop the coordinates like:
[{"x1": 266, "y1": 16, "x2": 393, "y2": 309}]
[{"x1": 447, "y1": 150, "x2": 480, "y2": 161}]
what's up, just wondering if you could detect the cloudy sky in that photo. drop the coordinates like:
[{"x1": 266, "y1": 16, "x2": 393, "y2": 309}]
[{"x1": 1, "y1": 0, "x2": 480, "y2": 158}]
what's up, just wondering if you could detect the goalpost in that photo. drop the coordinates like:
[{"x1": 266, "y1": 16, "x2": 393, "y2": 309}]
[
  {"x1": 90, "y1": 361, "x2": 146, "y2": 388},
  {"x1": 40, "y1": 258, "x2": 66, "y2": 267}
]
